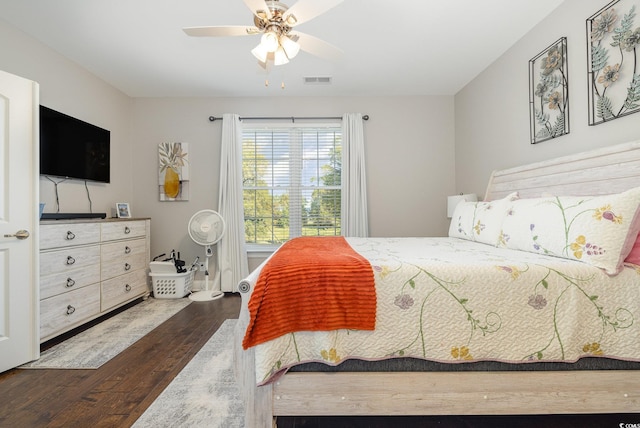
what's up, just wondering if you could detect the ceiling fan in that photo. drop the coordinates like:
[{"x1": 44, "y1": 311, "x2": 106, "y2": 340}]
[{"x1": 183, "y1": 0, "x2": 344, "y2": 67}]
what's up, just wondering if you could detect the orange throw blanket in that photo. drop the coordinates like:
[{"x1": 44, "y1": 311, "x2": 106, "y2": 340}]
[{"x1": 243, "y1": 236, "x2": 376, "y2": 349}]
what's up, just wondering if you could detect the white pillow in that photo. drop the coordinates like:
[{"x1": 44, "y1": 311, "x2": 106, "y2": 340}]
[
  {"x1": 499, "y1": 187, "x2": 640, "y2": 275},
  {"x1": 449, "y1": 201, "x2": 473, "y2": 240},
  {"x1": 449, "y1": 192, "x2": 519, "y2": 246}
]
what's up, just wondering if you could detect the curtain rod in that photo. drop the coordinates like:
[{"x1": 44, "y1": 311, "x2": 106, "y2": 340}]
[{"x1": 208, "y1": 115, "x2": 369, "y2": 122}]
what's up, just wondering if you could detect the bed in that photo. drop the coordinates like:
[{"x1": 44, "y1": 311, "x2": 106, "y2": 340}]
[{"x1": 234, "y1": 141, "x2": 640, "y2": 427}]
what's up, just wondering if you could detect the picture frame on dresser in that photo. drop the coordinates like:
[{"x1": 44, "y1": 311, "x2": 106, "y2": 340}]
[{"x1": 116, "y1": 203, "x2": 131, "y2": 218}]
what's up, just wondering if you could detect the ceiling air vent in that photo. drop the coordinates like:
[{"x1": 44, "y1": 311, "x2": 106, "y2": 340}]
[{"x1": 304, "y1": 76, "x2": 332, "y2": 85}]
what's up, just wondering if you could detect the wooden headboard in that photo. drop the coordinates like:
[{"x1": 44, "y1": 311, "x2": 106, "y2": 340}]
[{"x1": 484, "y1": 141, "x2": 640, "y2": 201}]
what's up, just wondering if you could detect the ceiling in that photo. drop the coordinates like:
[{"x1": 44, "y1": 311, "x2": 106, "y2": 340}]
[{"x1": 0, "y1": 0, "x2": 565, "y2": 98}]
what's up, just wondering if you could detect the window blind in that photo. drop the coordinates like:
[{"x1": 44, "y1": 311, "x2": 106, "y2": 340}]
[{"x1": 242, "y1": 124, "x2": 342, "y2": 246}]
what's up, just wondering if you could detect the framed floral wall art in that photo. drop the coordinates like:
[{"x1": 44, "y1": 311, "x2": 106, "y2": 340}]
[
  {"x1": 158, "y1": 142, "x2": 190, "y2": 201},
  {"x1": 587, "y1": 0, "x2": 640, "y2": 126},
  {"x1": 529, "y1": 37, "x2": 570, "y2": 144}
]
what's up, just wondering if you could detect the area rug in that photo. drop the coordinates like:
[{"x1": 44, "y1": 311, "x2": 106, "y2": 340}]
[
  {"x1": 133, "y1": 319, "x2": 245, "y2": 428},
  {"x1": 20, "y1": 297, "x2": 192, "y2": 369}
]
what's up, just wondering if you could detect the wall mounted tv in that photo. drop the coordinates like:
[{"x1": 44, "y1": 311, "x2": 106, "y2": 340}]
[{"x1": 39, "y1": 105, "x2": 110, "y2": 183}]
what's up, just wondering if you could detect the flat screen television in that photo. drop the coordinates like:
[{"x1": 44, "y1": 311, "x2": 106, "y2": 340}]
[{"x1": 39, "y1": 105, "x2": 110, "y2": 183}]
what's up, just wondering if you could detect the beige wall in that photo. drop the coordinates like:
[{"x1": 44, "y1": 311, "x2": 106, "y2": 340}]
[
  {"x1": 10, "y1": 0, "x2": 639, "y2": 280},
  {"x1": 10, "y1": 0, "x2": 639, "y2": 281},
  {"x1": 455, "y1": 0, "x2": 640, "y2": 199},
  {"x1": 0, "y1": 18, "x2": 133, "y2": 215},
  {"x1": 1, "y1": 17, "x2": 456, "y2": 281},
  {"x1": 130, "y1": 96, "x2": 456, "y2": 272}
]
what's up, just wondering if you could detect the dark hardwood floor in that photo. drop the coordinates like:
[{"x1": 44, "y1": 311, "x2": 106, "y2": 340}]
[
  {"x1": 0, "y1": 294, "x2": 636, "y2": 428},
  {"x1": 0, "y1": 294, "x2": 241, "y2": 428}
]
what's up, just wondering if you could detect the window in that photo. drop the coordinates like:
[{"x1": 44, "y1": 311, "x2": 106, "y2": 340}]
[{"x1": 242, "y1": 124, "x2": 342, "y2": 247}]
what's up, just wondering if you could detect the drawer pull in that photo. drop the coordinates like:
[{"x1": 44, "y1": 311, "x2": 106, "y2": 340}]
[
  {"x1": 66, "y1": 305, "x2": 76, "y2": 315},
  {"x1": 66, "y1": 278, "x2": 76, "y2": 288},
  {"x1": 125, "y1": 284, "x2": 132, "y2": 292},
  {"x1": 124, "y1": 246, "x2": 131, "y2": 254},
  {"x1": 66, "y1": 256, "x2": 76, "y2": 265},
  {"x1": 66, "y1": 231, "x2": 76, "y2": 240},
  {"x1": 124, "y1": 226, "x2": 131, "y2": 234},
  {"x1": 124, "y1": 263, "x2": 131, "y2": 271}
]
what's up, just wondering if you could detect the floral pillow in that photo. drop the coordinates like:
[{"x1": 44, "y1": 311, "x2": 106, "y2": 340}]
[
  {"x1": 449, "y1": 192, "x2": 519, "y2": 246},
  {"x1": 499, "y1": 187, "x2": 640, "y2": 275}
]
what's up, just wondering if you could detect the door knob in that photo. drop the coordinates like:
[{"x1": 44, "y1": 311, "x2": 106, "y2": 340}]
[{"x1": 3, "y1": 229, "x2": 30, "y2": 240}]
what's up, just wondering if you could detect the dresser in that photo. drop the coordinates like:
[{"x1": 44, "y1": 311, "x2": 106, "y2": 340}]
[{"x1": 39, "y1": 218, "x2": 151, "y2": 342}]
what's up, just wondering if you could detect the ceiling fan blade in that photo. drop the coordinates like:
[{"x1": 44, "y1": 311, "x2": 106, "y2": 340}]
[
  {"x1": 283, "y1": 0, "x2": 343, "y2": 27},
  {"x1": 293, "y1": 32, "x2": 343, "y2": 62},
  {"x1": 183, "y1": 26, "x2": 259, "y2": 37},
  {"x1": 243, "y1": 0, "x2": 272, "y2": 20}
]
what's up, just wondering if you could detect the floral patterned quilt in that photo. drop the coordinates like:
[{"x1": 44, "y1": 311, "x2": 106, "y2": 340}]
[{"x1": 240, "y1": 237, "x2": 640, "y2": 385}]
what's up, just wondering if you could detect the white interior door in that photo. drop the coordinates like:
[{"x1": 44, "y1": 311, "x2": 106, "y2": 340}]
[{"x1": 0, "y1": 69, "x2": 39, "y2": 372}]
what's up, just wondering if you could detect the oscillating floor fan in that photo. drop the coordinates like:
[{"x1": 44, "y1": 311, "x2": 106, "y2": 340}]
[{"x1": 187, "y1": 209, "x2": 226, "y2": 302}]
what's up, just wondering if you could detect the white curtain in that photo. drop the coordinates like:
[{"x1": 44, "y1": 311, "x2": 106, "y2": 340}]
[
  {"x1": 217, "y1": 113, "x2": 249, "y2": 292},
  {"x1": 341, "y1": 113, "x2": 369, "y2": 237}
]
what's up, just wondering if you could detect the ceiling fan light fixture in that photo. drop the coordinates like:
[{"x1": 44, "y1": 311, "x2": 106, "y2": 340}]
[
  {"x1": 274, "y1": 46, "x2": 289, "y2": 65},
  {"x1": 184, "y1": 0, "x2": 344, "y2": 68},
  {"x1": 280, "y1": 35, "x2": 300, "y2": 59},
  {"x1": 261, "y1": 31, "x2": 280, "y2": 52},
  {"x1": 251, "y1": 43, "x2": 269, "y2": 63}
]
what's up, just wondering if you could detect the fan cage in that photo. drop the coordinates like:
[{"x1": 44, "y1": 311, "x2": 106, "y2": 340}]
[{"x1": 188, "y1": 210, "x2": 225, "y2": 245}]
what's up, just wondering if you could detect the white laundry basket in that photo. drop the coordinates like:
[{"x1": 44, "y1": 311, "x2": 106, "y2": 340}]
[{"x1": 150, "y1": 269, "x2": 194, "y2": 299}]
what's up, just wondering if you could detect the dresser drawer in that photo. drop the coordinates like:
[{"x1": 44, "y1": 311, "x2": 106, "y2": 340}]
[
  {"x1": 40, "y1": 263, "x2": 100, "y2": 300},
  {"x1": 100, "y1": 237, "x2": 146, "y2": 261},
  {"x1": 40, "y1": 283, "x2": 101, "y2": 341},
  {"x1": 101, "y1": 220, "x2": 146, "y2": 242},
  {"x1": 40, "y1": 245, "x2": 101, "y2": 277},
  {"x1": 101, "y1": 269, "x2": 148, "y2": 311},
  {"x1": 100, "y1": 239, "x2": 147, "y2": 280},
  {"x1": 40, "y1": 223, "x2": 101, "y2": 250}
]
